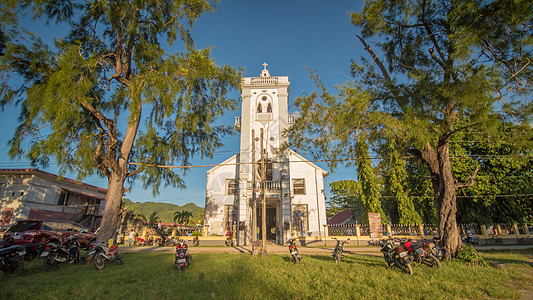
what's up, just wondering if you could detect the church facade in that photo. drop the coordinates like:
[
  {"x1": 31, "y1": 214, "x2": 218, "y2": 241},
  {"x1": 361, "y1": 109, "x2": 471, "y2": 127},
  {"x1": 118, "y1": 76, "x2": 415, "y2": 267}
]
[{"x1": 204, "y1": 64, "x2": 327, "y2": 245}]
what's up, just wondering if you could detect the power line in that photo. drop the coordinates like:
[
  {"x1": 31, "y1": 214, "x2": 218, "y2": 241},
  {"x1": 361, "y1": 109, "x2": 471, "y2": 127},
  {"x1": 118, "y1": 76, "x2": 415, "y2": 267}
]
[{"x1": 128, "y1": 154, "x2": 532, "y2": 169}]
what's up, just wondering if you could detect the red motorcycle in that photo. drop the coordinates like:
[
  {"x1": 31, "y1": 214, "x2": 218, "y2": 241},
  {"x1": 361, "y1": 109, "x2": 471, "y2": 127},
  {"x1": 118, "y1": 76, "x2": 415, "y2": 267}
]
[
  {"x1": 402, "y1": 240, "x2": 441, "y2": 268},
  {"x1": 174, "y1": 239, "x2": 190, "y2": 272},
  {"x1": 285, "y1": 238, "x2": 301, "y2": 264}
]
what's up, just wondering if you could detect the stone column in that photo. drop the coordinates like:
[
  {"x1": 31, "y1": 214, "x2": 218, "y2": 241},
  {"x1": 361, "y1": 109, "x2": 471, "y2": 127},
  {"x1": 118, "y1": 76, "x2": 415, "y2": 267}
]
[
  {"x1": 203, "y1": 225, "x2": 209, "y2": 237},
  {"x1": 323, "y1": 224, "x2": 328, "y2": 246},
  {"x1": 513, "y1": 223, "x2": 520, "y2": 239},
  {"x1": 419, "y1": 224, "x2": 425, "y2": 237},
  {"x1": 355, "y1": 224, "x2": 361, "y2": 246}
]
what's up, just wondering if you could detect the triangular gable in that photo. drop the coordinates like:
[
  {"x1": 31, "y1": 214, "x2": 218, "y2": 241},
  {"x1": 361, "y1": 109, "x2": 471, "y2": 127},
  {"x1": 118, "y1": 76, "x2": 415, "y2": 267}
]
[
  {"x1": 288, "y1": 149, "x2": 328, "y2": 175},
  {"x1": 206, "y1": 154, "x2": 238, "y2": 174}
]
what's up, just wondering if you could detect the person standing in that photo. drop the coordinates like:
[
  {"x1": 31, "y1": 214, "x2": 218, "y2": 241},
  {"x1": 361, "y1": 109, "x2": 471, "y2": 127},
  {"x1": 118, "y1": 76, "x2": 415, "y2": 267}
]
[{"x1": 128, "y1": 230, "x2": 135, "y2": 246}]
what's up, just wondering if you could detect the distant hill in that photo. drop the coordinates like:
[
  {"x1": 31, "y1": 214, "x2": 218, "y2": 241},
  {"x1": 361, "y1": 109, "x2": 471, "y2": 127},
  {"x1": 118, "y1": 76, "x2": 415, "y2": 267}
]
[{"x1": 122, "y1": 199, "x2": 204, "y2": 224}]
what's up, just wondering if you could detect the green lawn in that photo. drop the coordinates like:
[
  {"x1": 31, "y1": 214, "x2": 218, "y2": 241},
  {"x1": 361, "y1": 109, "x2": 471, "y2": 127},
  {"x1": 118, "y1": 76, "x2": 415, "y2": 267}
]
[{"x1": 1, "y1": 250, "x2": 532, "y2": 299}]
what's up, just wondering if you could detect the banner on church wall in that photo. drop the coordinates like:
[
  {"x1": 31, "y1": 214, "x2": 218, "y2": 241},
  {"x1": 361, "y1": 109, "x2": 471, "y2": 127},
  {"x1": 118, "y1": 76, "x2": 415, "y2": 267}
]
[{"x1": 368, "y1": 213, "x2": 382, "y2": 239}]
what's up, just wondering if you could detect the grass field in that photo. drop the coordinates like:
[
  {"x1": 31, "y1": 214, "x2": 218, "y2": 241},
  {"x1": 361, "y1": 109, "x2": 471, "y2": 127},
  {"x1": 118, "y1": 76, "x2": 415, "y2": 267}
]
[{"x1": 1, "y1": 249, "x2": 532, "y2": 299}]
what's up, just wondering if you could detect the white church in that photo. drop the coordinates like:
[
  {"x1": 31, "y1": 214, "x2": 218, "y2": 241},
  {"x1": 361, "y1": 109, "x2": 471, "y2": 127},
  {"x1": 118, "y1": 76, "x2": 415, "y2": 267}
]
[{"x1": 204, "y1": 64, "x2": 327, "y2": 245}]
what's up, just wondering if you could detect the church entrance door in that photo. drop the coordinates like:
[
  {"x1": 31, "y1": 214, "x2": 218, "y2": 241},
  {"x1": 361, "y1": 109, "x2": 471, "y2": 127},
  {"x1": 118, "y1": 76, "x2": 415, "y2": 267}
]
[{"x1": 256, "y1": 204, "x2": 277, "y2": 241}]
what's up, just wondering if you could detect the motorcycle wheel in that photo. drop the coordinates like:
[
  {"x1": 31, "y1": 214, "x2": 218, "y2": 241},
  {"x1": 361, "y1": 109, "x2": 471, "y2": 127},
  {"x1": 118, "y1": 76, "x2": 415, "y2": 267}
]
[
  {"x1": 383, "y1": 253, "x2": 392, "y2": 267},
  {"x1": 424, "y1": 254, "x2": 441, "y2": 268},
  {"x1": 174, "y1": 262, "x2": 185, "y2": 273},
  {"x1": 116, "y1": 252, "x2": 123, "y2": 265},
  {"x1": 335, "y1": 252, "x2": 341, "y2": 264},
  {"x1": 3, "y1": 256, "x2": 24, "y2": 277},
  {"x1": 294, "y1": 255, "x2": 301, "y2": 264},
  {"x1": 93, "y1": 253, "x2": 106, "y2": 270},
  {"x1": 399, "y1": 260, "x2": 413, "y2": 275},
  {"x1": 43, "y1": 252, "x2": 59, "y2": 271},
  {"x1": 432, "y1": 247, "x2": 448, "y2": 261}
]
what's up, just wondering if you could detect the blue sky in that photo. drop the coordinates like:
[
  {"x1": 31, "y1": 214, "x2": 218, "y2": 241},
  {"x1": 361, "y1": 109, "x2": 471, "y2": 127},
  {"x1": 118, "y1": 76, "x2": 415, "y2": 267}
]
[{"x1": 0, "y1": 1, "x2": 365, "y2": 207}]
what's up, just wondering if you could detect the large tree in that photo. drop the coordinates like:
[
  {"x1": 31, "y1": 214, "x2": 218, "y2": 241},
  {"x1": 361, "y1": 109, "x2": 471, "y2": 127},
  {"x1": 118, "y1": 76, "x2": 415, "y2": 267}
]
[
  {"x1": 290, "y1": 1, "x2": 532, "y2": 258},
  {"x1": 0, "y1": 0, "x2": 240, "y2": 240}
]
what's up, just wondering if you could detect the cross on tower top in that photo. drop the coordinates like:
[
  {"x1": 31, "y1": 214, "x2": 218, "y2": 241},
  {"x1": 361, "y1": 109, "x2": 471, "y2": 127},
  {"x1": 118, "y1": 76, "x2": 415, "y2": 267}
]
[{"x1": 260, "y1": 62, "x2": 270, "y2": 77}]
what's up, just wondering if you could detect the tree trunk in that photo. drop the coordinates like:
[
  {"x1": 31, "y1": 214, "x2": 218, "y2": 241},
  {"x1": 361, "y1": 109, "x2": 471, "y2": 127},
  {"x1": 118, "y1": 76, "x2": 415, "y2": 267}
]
[
  {"x1": 98, "y1": 173, "x2": 127, "y2": 241},
  {"x1": 421, "y1": 140, "x2": 462, "y2": 260}
]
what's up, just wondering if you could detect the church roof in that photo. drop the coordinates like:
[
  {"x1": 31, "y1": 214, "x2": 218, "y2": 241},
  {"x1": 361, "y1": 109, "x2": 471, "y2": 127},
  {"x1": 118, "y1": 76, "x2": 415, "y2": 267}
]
[
  {"x1": 288, "y1": 149, "x2": 327, "y2": 174},
  {"x1": 206, "y1": 154, "x2": 237, "y2": 174}
]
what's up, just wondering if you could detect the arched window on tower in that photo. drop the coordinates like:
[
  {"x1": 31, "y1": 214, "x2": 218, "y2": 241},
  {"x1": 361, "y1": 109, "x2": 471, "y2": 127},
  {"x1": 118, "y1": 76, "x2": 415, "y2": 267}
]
[
  {"x1": 266, "y1": 103, "x2": 272, "y2": 113},
  {"x1": 257, "y1": 103, "x2": 262, "y2": 113}
]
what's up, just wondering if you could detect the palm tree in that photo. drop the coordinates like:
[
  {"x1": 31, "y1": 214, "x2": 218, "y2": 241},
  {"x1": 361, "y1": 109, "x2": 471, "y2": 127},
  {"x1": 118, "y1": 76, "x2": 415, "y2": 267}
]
[
  {"x1": 174, "y1": 211, "x2": 193, "y2": 225},
  {"x1": 148, "y1": 211, "x2": 160, "y2": 227}
]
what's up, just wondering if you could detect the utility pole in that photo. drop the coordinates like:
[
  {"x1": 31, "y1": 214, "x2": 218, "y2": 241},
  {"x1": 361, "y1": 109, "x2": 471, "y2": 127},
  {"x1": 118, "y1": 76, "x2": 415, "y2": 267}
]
[
  {"x1": 252, "y1": 129, "x2": 256, "y2": 242},
  {"x1": 260, "y1": 128, "x2": 268, "y2": 256}
]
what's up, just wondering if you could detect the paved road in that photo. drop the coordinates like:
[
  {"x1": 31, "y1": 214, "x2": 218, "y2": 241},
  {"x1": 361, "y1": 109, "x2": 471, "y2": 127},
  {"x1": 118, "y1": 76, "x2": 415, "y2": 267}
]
[{"x1": 119, "y1": 243, "x2": 532, "y2": 256}]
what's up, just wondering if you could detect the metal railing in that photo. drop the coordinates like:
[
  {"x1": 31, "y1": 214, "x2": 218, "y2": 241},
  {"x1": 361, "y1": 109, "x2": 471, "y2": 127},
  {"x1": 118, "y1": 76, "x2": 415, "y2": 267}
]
[
  {"x1": 249, "y1": 76, "x2": 279, "y2": 85},
  {"x1": 247, "y1": 181, "x2": 282, "y2": 191},
  {"x1": 326, "y1": 223, "x2": 533, "y2": 240}
]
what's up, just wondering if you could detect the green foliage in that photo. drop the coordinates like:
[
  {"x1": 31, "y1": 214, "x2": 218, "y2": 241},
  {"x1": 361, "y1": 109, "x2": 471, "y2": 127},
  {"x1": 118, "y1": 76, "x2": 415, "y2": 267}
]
[
  {"x1": 290, "y1": 0, "x2": 532, "y2": 254},
  {"x1": 148, "y1": 211, "x2": 160, "y2": 226},
  {"x1": 404, "y1": 160, "x2": 438, "y2": 224},
  {"x1": 382, "y1": 139, "x2": 422, "y2": 225},
  {"x1": 355, "y1": 138, "x2": 386, "y2": 224},
  {"x1": 452, "y1": 123, "x2": 533, "y2": 223},
  {"x1": 122, "y1": 199, "x2": 203, "y2": 224},
  {"x1": 0, "y1": 0, "x2": 240, "y2": 195},
  {"x1": 174, "y1": 210, "x2": 194, "y2": 225},
  {"x1": 328, "y1": 180, "x2": 361, "y2": 220},
  {"x1": 456, "y1": 245, "x2": 490, "y2": 267}
]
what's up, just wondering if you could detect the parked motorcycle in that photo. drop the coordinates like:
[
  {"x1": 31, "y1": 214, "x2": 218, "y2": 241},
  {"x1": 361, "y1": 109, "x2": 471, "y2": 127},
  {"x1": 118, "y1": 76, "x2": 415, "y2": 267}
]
[
  {"x1": 164, "y1": 237, "x2": 179, "y2": 247},
  {"x1": 332, "y1": 238, "x2": 349, "y2": 264},
  {"x1": 0, "y1": 244, "x2": 26, "y2": 277},
  {"x1": 224, "y1": 230, "x2": 233, "y2": 247},
  {"x1": 285, "y1": 238, "x2": 302, "y2": 264},
  {"x1": 89, "y1": 238, "x2": 123, "y2": 270},
  {"x1": 462, "y1": 236, "x2": 480, "y2": 246},
  {"x1": 41, "y1": 234, "x2": 83, "y2": 271},
  {"x1": 425, "y1": 237, "x2": 448, "y2": 261},
  {"x1": 174, "y1": 239, "x2": 190, "y2": 272},
  {"x1": 1, "y1": 237, "x2": 40, "y2": 261},
  {"x1": 380, "y1": 237, "x2": 413, "y2": 275},
  {"x1": 401, "y1": 240, "x2": 441, "y2": 268}
]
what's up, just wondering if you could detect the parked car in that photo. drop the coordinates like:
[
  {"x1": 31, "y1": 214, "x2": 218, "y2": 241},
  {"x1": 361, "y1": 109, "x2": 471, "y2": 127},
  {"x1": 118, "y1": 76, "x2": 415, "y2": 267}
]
[
  {"x1": 2, "y1": 220, "x2": 97, "y2": 249},
  {"x1": 0, "y1": 226, "x2": 9, "y2": 239}
]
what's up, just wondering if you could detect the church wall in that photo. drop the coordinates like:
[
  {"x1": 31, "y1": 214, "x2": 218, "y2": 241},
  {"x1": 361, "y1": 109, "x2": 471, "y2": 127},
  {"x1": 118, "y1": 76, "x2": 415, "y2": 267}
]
[
  {"x1": 205, "y1": 157, "x2": 238, "y2": 236},
  {"x1": 289, "y1": 154, "x2": 327, "y2": 236}
]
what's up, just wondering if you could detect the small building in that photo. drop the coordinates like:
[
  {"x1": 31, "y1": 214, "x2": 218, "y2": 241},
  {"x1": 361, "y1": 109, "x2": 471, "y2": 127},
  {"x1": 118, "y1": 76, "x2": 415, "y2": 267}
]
[
  {"x1": 204, "y1": 64, "x2": 328, "y2": 245},
  {"x1": 327, "y1": 209, "x2": 355, "y2": 225},
  {"x1": 0, "y1": 169, "x2": 106, "y2": 230}
]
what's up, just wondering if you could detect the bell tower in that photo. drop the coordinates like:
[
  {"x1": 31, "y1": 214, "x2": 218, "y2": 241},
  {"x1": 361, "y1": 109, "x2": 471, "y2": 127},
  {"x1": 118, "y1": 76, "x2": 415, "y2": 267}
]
[{"x1": 235, "y1": 63, "x2": 292, "y2": 244}]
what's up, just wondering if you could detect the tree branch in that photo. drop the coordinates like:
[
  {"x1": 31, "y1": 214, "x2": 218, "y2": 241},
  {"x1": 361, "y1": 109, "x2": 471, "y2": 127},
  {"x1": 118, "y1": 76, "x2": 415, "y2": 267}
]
[{"x1": 455, "y1": 166, "x2": 480, "y2": 188}]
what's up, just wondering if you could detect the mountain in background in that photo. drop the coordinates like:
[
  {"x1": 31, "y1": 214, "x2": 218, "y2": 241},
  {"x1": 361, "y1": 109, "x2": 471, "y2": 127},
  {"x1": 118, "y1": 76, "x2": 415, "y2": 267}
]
[{"x1": 122, "y1": 199, "x2": 204, "y2": 224}]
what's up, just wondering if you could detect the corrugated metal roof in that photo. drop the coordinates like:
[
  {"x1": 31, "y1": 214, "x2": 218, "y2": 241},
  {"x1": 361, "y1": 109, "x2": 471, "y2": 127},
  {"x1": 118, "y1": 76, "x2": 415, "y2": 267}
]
[{"x1": 327, "y1": 209, "x2": 353, "y2": 225}]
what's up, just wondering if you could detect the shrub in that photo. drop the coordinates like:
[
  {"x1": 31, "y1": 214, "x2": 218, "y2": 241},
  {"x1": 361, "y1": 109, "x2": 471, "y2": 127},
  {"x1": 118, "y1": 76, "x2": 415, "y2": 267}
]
[{"x1": 456, "y1": 245, "x2": 489, "y2": 267}]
